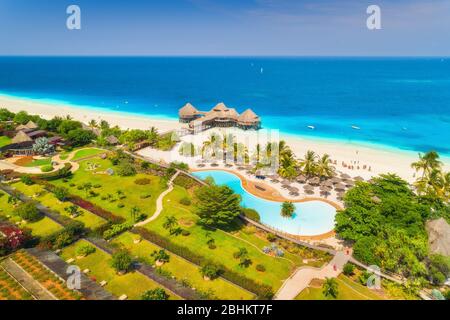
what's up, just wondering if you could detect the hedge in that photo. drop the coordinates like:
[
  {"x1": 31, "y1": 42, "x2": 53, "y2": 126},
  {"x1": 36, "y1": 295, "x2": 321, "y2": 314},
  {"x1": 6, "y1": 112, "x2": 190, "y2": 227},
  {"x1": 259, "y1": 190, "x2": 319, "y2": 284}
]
[
  {"x1": 34, "y1": 163, "x2": 72, "y2": 181},
  {"x1": 241, "y1": 208, "x2": 261, "y2": 222},
  {"x1": 132, "y1": 227, "x2": 273, "y2": 299},
  {"x1": 103, "y1": 222, "x2": 134, "y2": 240}
]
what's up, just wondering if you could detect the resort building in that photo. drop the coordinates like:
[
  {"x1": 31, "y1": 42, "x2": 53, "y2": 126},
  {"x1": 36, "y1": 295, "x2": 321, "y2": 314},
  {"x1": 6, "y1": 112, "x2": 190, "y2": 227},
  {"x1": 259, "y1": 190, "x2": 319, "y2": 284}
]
[{"x1": 179, "y1": 102, "x2": 261, "y2": 132}]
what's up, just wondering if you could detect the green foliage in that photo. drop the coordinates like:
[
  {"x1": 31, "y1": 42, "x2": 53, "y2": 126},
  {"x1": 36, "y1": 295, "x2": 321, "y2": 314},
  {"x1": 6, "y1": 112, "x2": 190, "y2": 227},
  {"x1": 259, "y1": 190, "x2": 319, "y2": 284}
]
[
  {"x1": 66, "y1": 129, "x2": 96, "y2": 147},
  {"x1": 76, "y1": 244, "x2": 96, "y2": 257},
  {"x1": 200, "y1": 263, "x2": 222, "y2": 280},
  {"x1": 110, "y1": 250, "x2": 133, "y2": 273},
  {"x1": 103, "y1": 222, "x2": 134, "y2": 240},
  {"x1": 427, "y1": 254, "x2": 450, "y2": 285},
  {"x1": 194, "y1": 184, "x2": 241, "y2": 228},
  {"x1": 141, "y1": 288, "x2": 169, "y2": 300},
  {"x1": 151, "y1": 249, "x2": 170, "y2": 263},
  {"x1": 13, "y1": 111, "x2": 32, "y2": 124},
  {"x1": 20, "y1": 175, "x2": 34, "y2": 186},
  {"x1": 322, "y1": 277, "x2": 339, "y2": 298},
  {"x1": 41, "y1": 165, "x2": 54, "y2": 173},
  {"x1": 134, "y1": 178, "x2": 151, "y2": 185},
  {"x1": 32, "y1": 137, "x2": 55, "y2": 155},
  {"x1": 14, "y1": 202, "x2": 42, "y2": 222},
  {"x1": 57, "y1": 120, "x2": 82, "y2": 135},
  {"x1": 0, "y1": 108, "x2": 15, "y2": 121},
  {"x1": 280, "y1": 201, "x2": 295, "y2": 218},
  {"x1": 116, "y1": 160, "x2": 136, "y2": 177},
  {"x1": 53, "y1": 186, "x2": 69, "y2": 201},
  {"x1": 179, "y1": 197, "x2": 191, "y2": 206},
  {"x1": 343, "y1": 263, "x2": 355, "y2": 276},
  {"x1": 241, "y1": 208, "x2": 260, "y2": 222},
  {"x1": 335, "y1": 174, "x2": 433, "y2": 281}
]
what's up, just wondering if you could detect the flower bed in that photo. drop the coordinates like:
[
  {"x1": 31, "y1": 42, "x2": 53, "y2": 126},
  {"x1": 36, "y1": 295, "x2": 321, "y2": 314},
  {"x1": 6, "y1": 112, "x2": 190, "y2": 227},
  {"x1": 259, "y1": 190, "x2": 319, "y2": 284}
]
[
  {"x1": 10, "y1": 250, "x2": 83, "y2": 300},
  {"x1": 0, "y1": 268, "x2": 33, "y2": 300}
]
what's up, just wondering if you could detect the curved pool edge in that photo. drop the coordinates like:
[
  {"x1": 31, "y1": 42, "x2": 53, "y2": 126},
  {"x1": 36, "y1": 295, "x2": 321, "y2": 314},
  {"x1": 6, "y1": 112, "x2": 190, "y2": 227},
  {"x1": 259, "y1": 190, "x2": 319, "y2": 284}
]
[
  {"x1": 191, "y1": 168, "x2": 343, "y2": 210},
  {"x1": 191, "y1": 168, "x2": 341, "y2": 240}
]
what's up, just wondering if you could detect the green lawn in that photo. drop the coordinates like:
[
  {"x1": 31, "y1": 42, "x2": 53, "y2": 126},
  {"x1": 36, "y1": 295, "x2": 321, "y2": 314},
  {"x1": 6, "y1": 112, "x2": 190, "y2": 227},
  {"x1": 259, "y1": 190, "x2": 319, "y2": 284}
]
[
  {"x1": 0, "y1": 190, "x2": 63, "y2": 237},
  {"x1": 11, "y1": 182, "x2": 106, "y2": 229},
  {"x1": 143, "y1": 185, "x2": 303, "y2": 291},
  {"x1": 0, "y1": 136, "x2": 11, "y2": 148},
  {"x1": 61, "y1": 239, "x2": 179, "y2": 300},
  {"x1": 72, "y1": 148, "x2": 107, "y2": 161},
  {"x1": 113, "y1": 232, "x2": 254, "y2": 300},
  {"x1": 295, "y1": 275, "x2": 385, "y2": 300},
  {"x1": 24, "y1": 158, "x2": 52, "y2": 167},
  {"x1": 51, "y1": 158, "x2": 167, "y2": 221}
]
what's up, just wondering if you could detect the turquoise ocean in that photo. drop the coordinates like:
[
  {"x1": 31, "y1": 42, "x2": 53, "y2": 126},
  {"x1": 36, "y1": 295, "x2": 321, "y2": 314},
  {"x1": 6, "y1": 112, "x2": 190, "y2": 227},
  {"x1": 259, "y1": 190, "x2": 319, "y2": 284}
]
[{"x1": 0, "y1": 57, "x2": 449, "y2": 156}]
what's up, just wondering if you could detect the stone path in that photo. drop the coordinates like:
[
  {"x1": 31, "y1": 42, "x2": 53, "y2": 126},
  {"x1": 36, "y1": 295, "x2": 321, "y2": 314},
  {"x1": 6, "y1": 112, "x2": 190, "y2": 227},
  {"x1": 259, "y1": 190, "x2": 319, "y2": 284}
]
[
  {"x1": 134, "y1": 170, "x2": 180, "y2": 227},
  {"x1": 274, "y1": 250, "x2": 351, "y2": 300}
]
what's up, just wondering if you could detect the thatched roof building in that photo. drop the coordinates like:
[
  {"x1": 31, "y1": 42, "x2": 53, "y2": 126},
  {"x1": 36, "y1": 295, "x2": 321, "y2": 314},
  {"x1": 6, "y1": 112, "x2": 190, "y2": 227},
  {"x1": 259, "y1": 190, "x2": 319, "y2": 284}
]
[
  {"x1": 105, "y1": 135, "x2": 120, "y2": 145},
  {"x1": 179, "y1": 102, "x2": 261, "y2": 131},
  {"x1": 426, "y1": 218, "x2": 450, "y2": 257},
  {"x1": 11, "y1": 131, "x2": 33, "y2": 144}
]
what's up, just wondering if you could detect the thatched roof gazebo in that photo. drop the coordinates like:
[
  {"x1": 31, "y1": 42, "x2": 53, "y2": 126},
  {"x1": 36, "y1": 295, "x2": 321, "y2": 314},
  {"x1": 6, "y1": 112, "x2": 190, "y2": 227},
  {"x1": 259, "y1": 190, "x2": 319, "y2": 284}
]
[
  {"x1": 11, "y1": 131, "x2": 33, "y2": 144},
  {"x1": 179, "y1": 103, "x2": 200, "y2": 122},
  {"x1": 106, "y1": 135, "x2": 120, "y2": 145},
  {"x1": 237, "y1": 109, "x2": 261, "y2": 129}
]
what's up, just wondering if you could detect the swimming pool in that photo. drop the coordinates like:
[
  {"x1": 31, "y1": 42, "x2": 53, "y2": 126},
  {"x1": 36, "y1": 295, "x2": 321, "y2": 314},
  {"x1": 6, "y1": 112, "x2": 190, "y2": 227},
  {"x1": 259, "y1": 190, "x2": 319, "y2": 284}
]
[{"x1": 192, "y1": 170, "x2": 337, "y2": 236}]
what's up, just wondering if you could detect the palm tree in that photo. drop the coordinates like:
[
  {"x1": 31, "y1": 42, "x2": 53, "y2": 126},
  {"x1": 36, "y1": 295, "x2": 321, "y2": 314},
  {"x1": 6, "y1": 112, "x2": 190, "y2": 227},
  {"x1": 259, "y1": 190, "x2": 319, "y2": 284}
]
[
  {"x1": 82, "y1": 183, "x2": 92, "y2": 197},
  {"x1": 202, "y1": 133, "x2": 220, "y2": 158},
  {"x1": 278, "y1": 154, "x2": 297, "y2": 179},
  {"x1": 411, "y1": 151, "x2": 442, "y2": 179},
  {"x1": 316, "y1": 154, "x2": 335, "y2": 179},
  {"x1": 280, "y1": 201, "x2": 295, "y2": 218},
  {"x1": 162, "y1": 215, "x2": 177, "y2": 230},
  {"x1": 298, "y1": 150, "x2": 318, "y2": 177},
  {"x1": 322, "y1": 277, "x2": 339, "y2": 299},
  {"x1": 100, "y1": 120, "x2": 110, "y2": 130},
  {"x1": 130, "y1": 206, "x2": 141, "y2": 222},
  {"x1": 88, "y1": 119, "x2": 98, "y2": 129}
]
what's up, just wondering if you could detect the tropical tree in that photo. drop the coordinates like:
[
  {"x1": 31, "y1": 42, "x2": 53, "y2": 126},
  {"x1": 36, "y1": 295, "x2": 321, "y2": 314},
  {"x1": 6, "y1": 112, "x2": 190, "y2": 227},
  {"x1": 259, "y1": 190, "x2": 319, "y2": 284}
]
[
  {"x1": 110, "y1": 250, "x2": 133, "y2": 273},
  {"x1": 88, "y1": 119, "x2": 98, "y2": 129},
  {"x1": 194, "y1": 184, "x2": 241, "y2": 227},
  {"x1": 130, "y1": 206, "x2": 141, "y2": 222},
  {"x1": 280, "y1": 201, "x2": 295, "y2": 218},
  {"x1": 163, "y1": 215, "x2": 178, "y2": 230},
  {"x1": 202, "y1": 133, "x2": 221, "y2": 159},
  {"x1": 411, "y1": 151, "x2": 442, "y2": 179},
  {"x1": 14, "y1": 202, "x2": 42, "y2": 222},
  {"x1": 65, "y1": 205, "x2": 81, "y2": 218},
  {"x1": 151, "y1": 249, "x2": 170, "y2": 264},
  {"x1": 32, "y1": 137, "x2": 54, "y2": 155},
  {"x1": 278, "y1": 154, "x2": 297, "y2": 179},
  {"x1": 316, "y1": 154, "x2": 335, "y2": 178},
  {"x1": 298, "y1": 150, "x2": 318, "y2": 177},
  {"x1": 81, "y1": 183, "x2": 92, "y2": 197},
  {"x1": 322, "y1": 278, "x2": 339, "y2": 298}
]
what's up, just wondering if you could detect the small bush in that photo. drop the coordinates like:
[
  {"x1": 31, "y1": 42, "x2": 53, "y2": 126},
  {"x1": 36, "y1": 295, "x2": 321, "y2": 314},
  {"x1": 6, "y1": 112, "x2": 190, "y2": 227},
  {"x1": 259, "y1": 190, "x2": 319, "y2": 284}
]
[
  {"x1": 179, "y1": 197, "x2": 191, "y2": 206},
  {"x1": 266, "y1": 233, "x2": 277, "y2": 242},
  {"x1": 93, "y1": 184, "x2": 102, "y2": 188},
  {"x1": 256, "y1": 264, "x2": 266, "y2": 272},
  {"x1": 76, "y1": 244, "x2": 96, "y2": 257},
  {"x1": 343, "y1": 263, "x2": 355, "y2": 276},
  {"x1": 134, "y1": 178, "x2": 151, "y2": 185},
  {"x1": 241, "y1": 208, "x2": 260, "y2": 222},
  {"x1": 41, "y1": 165, "x2": 54, "y2": 173},
  {"x1": 103, "y1": 222, "x2": 134, "y2": 240},
  {"x1": 117, "y1": 203, "x2": 125, "y2": 208},
  {"x1": 20, "y1": 175, "x2": 34, "y2": 186},
  {"x1": 181, "y1": 229, "x2": 190, "y2": 236},
  {"x1": 140, "y1": 193, "x2": 151, "y2": 199}
]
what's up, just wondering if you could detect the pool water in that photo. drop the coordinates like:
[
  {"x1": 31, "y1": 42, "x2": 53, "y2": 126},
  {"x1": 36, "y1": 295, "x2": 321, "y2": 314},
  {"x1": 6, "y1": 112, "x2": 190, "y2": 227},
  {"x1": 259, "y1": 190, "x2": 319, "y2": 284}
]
[{"x1": 193, "y1": 170, "x2": 337, "y2": 236}]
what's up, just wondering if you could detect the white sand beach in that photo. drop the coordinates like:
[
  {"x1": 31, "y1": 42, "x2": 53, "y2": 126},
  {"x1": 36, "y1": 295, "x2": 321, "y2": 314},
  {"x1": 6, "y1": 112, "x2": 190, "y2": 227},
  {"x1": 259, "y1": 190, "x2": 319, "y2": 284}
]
[{"x1": 1, "y1": 93, "x2": 449, "y2": 184}]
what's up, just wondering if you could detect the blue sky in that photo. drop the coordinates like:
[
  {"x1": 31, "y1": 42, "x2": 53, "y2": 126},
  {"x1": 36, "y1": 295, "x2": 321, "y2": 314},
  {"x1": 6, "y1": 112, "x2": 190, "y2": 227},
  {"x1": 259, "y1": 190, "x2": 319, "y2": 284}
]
[{"x1": 0, "y1": 0, "x2": 449, "y2": 56}]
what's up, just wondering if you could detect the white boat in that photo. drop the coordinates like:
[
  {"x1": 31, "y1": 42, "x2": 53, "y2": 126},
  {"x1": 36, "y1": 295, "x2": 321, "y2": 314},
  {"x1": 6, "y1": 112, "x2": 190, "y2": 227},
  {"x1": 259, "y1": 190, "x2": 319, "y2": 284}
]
[
  {"x1": 351, "y1": 125, "x2": 361, "y2": 130},
  {"x1": 307, "y1": 125, "x2": 315, "y2": 130}
]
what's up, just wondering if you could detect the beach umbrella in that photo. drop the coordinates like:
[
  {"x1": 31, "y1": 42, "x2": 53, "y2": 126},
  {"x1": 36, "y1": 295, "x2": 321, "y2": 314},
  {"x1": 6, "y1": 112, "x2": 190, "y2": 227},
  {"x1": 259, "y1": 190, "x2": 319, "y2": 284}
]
[
  {"x1": 237, "y1": 166, "x2": 245, "y2": 170},
  {"x1": 340, "y1": 173, "x2": 351, "y2": 179},
  {"x1": 303, "y1": 185, "x2": 314, "y2": 191},
  {"x1": 319, "y1": 185, "x2": 332, "y2": 192},
  {"x1": 197, "y1": 164, "x2": 205, "y2": 168},
  {"x1": 354, "y1": 176, "x2": 364, "y2": 181},
  {"x1": 322, "y1": 180, "x2": 334, "y2": 188},
  {"x1": 271, "y1": 179, "x2": 280, "y2": 183},
  {"x1": 309, "y1": 177, "x2": 320, "y2": 185},
  {"x1": 281, "y1": 184, "x2": 290, "y2": 189},
  {"x1": 289, "y1": 186, "x2": 299, "y2": 192},
  {"x1": 281, "y1": 179, "x2": 291, "y2": 185},
  {"x1": 334, "y1": 183, "x2": 346, "y2": 191},
  {"x1": 345, "y1": 180, "x2": 355, "y2": 187},
  {"x1": 320, "y1": 190, "x2": 331, "y2": 197},
  {"x1": 296, "y1": 176, "x2": 307, "y2": 184},
  {"x1": 289, "y1": 191, "x2": 299, "y2": 197}
]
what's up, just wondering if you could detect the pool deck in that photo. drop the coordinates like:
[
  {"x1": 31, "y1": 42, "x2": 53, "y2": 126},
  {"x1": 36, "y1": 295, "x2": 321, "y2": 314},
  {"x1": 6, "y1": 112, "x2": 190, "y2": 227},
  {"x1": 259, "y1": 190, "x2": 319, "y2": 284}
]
[{"x1": 191, "y1": 168, "x2": 342, "y2": 241}]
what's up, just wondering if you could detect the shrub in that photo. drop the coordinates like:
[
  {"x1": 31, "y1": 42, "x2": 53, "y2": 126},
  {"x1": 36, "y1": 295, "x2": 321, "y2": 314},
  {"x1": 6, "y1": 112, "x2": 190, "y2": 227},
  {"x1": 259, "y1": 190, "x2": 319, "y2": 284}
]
[
  {"x1": 151, "y1": 249, "x2": 170, "y2": 263},
  {"x1": 200, "y1": 263, "x2": 222, "y2": 280},
  {"x1": 266, "y1": 233, "x2": 277, "y2": 242},
  {"x1": 343, "y1": 263, "x2": 355, "y2": 276},
  {"x1": 14, "y1": 202, "x2": 43, "y2": 222},
  {"x1": 256, "y1": 264, "x2": 266, "y2": 272},
  {"x1": 141, "y1": 288, "x2": 169, "y2": 300},
  {"x1": 54, "y1": 187, "x2": 69, "y2": 201},
  {"x1": 20, "y1": 175, "x2": 34, "y2": 186},
  {"x1": 110, "y1": 250, "x2": 133, "y2": 273},
  {"x1": 116, "y1": 160, "x2": 136, "y2": 177},
  {"x1": 179, "y1": 197, "x2": 191, "y2": 206},
  {"x1": 103, "y1": 222, "x2": 134, "y2": 240},
  {"x1": 117, "y1": 203, "x2": 125, "y2": 208},
  {"x1": 134, "y1": 178, "x2": 151, "y2": 185},
  {"x1": 241, "y1": 208, "x2": 260, "y2": 222},
  {"x1": 37, "y1": 163, "x2": 72, "y2": 181},
  {"x1": 140, "y1": 193, "x2": 151, "y2": 199},
  {"x1": 93, "y1": 184, "x2": 102, "y2": 188},
  {"x1": 181, "y1": 229, "x2": 190, "y2": 236},
  {"x1": 41, "y1": 165, "x2": 54, "y2": 173},
  {"x1": 76, "y1": 244, "x2": 96, "y2": 257}
]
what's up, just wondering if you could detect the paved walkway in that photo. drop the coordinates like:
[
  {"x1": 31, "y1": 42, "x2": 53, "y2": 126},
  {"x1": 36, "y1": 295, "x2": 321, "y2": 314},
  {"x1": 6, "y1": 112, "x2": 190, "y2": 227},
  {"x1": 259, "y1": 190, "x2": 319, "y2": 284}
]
[
  {"x1": 135, "y1": 170, "x2": 180, "y2": 227},
  {"x1": 274, "y1": 250, "x2": 351, "y2": 300},
  {"x1": 1, "y1": 258, "x2": 57, "y2": 300}
]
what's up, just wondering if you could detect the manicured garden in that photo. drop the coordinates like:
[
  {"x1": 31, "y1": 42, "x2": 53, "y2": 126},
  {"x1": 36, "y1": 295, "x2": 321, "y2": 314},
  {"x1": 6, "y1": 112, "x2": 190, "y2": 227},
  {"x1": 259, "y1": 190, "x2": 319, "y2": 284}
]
[
  {"x1": 142, "y1": 185, "x2": 322, "y2": 291},
  {"x1": 10, "y1": 250, "x2": 83, "y2": 300},
  {"x1": 295, "y1": 275, "x2": 385, "y2": 300},
  {"x1": 71, "y1": 148, "x2": 108, "y2": 161},
  {"x1": 51, "y1": 157, "x2": 167, "y2": 221},
  {"x1": 112, "y1": 232, "x2": 254, "y2": 300},
  {"x1": 61, "y1": 239, "x2": 178, "y2": 300},
  {"x1": 10, "y1": 182, "x2": 106, "y2": 230},
  {"x1": 0, "y1": 190, "x2": 63, "y2": 238}
]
